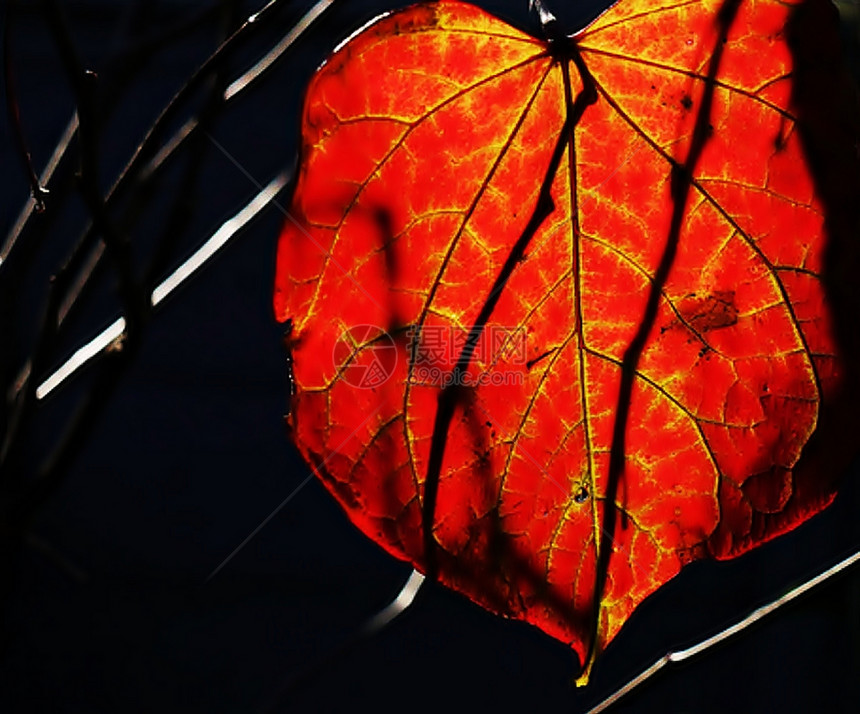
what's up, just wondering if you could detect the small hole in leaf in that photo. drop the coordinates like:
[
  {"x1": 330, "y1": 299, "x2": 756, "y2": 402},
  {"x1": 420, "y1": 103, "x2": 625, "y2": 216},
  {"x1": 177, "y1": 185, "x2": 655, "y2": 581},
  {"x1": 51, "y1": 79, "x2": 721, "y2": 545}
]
[{"x1": 574, "y1": 486, "x2": 589, "y2": 503}]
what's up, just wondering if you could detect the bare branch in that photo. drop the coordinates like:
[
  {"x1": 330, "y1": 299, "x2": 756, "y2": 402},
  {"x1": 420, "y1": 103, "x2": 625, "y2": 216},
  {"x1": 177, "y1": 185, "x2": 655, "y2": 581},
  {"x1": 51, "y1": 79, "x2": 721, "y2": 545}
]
[
  {"x1": 14, "y1": 0, "x2": 333, "y2": 403},
  {"x1": 2, "y1": 1, "x2": 50, "y2": 219},
  {"x1": 37, "y1": 173, "x2": 287, "y2": 400},
  {"x1": 585, "y1": 548, "x2": 860, "y2": 714}
]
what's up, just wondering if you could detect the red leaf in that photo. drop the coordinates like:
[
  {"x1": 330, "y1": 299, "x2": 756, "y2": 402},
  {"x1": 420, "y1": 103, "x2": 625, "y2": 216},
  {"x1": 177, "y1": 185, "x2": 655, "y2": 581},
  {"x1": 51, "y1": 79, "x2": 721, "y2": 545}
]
[{"x1": 273, "y1": 0, "x2": 860, "y2": 682}]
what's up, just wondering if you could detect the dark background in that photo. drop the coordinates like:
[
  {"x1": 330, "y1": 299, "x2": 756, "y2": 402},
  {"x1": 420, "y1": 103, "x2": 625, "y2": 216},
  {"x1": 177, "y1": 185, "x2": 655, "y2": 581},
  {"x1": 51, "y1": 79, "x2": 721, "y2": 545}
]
[{"x1": 1, "y1": 1, "x2": 859, "y2": 712}]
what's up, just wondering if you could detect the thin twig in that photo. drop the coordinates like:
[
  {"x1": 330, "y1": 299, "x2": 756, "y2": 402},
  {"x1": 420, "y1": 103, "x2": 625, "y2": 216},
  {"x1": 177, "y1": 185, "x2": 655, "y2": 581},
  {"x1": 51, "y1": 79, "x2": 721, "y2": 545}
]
[
  {"x1": 37, "y1": 173, "x2": 288, "y2": 400},
  {"x1": 361, "y1": 569, "x2": 425, "y2": 634},
  {"x1": 42, "y1": 0, "x2": 146, "y2": 330},
  {"x1": 0, "y1": 269, "x2": 63, "y2": 469},
  {"x1": 15, "y1": 0, "x2": 334, "y2": 401},
  {"x1": 142, "y1": 0, "x2": 237, "y2": 292},
  {"x1": 2, "y1": 0, "x2": 50, "y2": 218},
  {"x1": 258, "y1": 569, "x2": 426, "y2": 713},
  {"x1": 0, "y1": 4, "x2": 224, "y2": 267},
  {"x1": 205, "y1": 395, "x2": 382, "y2": 582},
  {"x1": 7, "y1": 0, "x2": 331, "y2": 405},
  {"x1": 22, "y1": 173, "x2": 286, "y2": 523},
  {"x1": 224, "y1": 0, "x2": 335, "y2": 100},
  {"x1": 584, "y1": 548, "x2": 860, "y2": 714},
  {"x1": 0, "y1": 114, "x2": 77, "y2": 267},
  {"x1": 0, "y1": 0, "x2": 151, "y2": 477},
  {"x1": 70, "y1": 0, "x2": 289, "y2": 235}
]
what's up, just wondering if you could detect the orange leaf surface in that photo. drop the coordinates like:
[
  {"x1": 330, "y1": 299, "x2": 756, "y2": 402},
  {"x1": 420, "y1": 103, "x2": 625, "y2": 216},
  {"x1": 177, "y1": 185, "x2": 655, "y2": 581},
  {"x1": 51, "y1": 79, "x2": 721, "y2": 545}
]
[{"x1": 273, "y1": 0, "x2": 860, "y2": 681}]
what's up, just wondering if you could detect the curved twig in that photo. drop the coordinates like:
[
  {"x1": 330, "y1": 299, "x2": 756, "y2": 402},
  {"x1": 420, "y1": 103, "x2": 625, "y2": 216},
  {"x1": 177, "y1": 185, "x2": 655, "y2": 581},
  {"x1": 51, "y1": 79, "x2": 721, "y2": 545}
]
[{"x1": 584, "y1": 548, "x2": 860, "y2": 713}]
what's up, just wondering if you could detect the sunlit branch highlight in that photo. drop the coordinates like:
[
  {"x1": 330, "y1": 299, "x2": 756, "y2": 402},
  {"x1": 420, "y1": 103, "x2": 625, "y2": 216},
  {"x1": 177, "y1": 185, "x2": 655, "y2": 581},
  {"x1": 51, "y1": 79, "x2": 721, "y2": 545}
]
[
  {"x1": 36, "y1": 173, "x2": 287, "y2": 400},
  {"x1": 586, "y1": 548, "x2": 860, "y2": 713}
]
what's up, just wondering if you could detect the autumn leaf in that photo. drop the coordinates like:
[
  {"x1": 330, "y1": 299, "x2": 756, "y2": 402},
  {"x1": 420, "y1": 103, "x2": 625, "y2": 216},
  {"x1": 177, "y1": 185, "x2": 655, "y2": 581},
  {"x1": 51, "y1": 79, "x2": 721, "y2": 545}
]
[{"x1": 273, "y1": 0, "x2": 860, "y2": 683}]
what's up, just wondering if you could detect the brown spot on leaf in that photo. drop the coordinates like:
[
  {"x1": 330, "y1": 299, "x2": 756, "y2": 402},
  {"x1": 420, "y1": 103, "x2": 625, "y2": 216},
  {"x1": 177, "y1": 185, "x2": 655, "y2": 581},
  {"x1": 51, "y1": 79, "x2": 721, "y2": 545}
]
[{"x1": 677, "y1": 290, "x2": 739, "y2": 332}]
